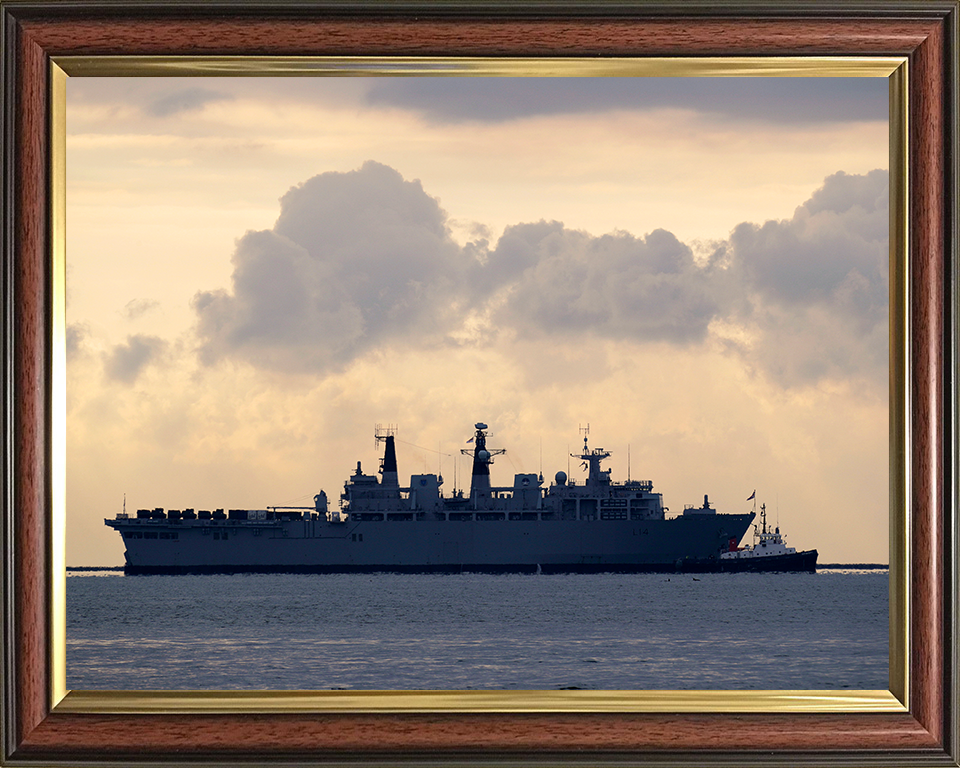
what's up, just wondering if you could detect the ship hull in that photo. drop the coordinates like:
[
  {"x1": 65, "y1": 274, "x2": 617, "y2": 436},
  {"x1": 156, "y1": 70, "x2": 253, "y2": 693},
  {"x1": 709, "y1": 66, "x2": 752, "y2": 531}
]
[
  {"x1": 124, "y1": 562, "x2": 707, "y2": 575},
  {"x1": 109, "y1": 514, "x2": 756, "y2": 575},
  {"x1": 678, "y1": 549, "x2": 819, "y2": 573}
]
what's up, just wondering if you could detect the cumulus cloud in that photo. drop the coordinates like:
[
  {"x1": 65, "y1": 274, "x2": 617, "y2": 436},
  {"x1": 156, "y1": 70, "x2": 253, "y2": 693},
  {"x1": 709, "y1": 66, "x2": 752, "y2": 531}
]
[
  {"x1": 104, "y1": 334, "x2": 167, "y2": 384},
  {"x1": 192, "y1": 161, "x2": 888, "y2": 391},
  {"x1": 725, "y1": 170, "x2": 889, "y2": 385},
  {"x1": 484, "y1": 223, "x2": 725, "y2": 345},
  {"x1": 732, "y1": 170, "x2": 888, "y2": 309},
  {"x1": 194, "y1": 161, "x2": 468, "y2": 373}
]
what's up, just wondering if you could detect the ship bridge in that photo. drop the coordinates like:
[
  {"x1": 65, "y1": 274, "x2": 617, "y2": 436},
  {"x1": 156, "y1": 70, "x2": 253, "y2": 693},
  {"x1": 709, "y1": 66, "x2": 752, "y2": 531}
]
[{"x1": 542, "y1": 433, "x2": 665, "y2": 522}]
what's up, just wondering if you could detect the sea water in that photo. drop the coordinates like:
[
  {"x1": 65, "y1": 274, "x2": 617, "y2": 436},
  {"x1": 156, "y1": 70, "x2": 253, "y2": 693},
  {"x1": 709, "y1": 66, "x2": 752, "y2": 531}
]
[{"x1": 66, "y1": 570, "x2": 888, "y2": 691}]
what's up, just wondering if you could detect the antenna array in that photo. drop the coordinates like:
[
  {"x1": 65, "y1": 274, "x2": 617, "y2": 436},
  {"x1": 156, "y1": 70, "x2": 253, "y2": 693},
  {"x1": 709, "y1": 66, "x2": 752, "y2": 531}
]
[{"x1": 374, "y1": 423, "x2": 398, "y2": 446}]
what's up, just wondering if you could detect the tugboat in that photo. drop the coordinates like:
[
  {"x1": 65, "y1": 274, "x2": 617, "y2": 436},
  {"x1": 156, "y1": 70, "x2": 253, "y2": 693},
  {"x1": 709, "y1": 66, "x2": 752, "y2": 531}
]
[{"x1": 715, "y1": 501, "x2": 818, "y2": 572}]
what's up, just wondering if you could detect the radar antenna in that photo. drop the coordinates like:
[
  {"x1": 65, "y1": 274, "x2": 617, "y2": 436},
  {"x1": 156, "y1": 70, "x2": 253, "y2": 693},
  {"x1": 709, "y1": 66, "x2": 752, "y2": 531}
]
[
  {"x1": 374, "y1": 423, "x2": 397, "y2": 448},
  {"x1": 460, "y1": 423, "x2": 506, "y2": 461}
]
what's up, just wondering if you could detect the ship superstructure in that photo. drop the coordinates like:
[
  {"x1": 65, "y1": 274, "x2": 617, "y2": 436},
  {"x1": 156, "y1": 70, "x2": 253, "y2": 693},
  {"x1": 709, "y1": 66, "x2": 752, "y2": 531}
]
[{"x1": 106, "y1": 423, "x2": 759, "y2": 574}]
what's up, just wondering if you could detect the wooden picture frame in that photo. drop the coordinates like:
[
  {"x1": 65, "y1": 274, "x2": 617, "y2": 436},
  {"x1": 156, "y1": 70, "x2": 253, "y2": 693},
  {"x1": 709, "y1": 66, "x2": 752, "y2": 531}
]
[{"x1": 2, "y1": 2, "x2": 957, "y2": 765}]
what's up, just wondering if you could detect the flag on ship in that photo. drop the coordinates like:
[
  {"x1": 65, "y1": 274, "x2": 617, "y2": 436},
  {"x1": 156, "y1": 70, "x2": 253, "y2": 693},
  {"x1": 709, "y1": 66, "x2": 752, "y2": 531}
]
[{"x1": 746, "y1": 490, "x2": 756, "y2": 501}]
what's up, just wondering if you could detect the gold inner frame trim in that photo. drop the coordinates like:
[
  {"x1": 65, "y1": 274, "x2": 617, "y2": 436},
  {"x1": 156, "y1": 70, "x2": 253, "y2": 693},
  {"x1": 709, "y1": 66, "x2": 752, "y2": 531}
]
[
  {"x1": 54, "y1": 55, "x2": 904, "y2": 78},
  {"x1": 57, "y1": 688, "x2": 905, "y2": 714},
  {"x1": 50, "y1": 55, "x2": 909, "y2": 716},
  {"x1": 887, "y1": 61, "x2": 909, "y2": 710},
  {"x1": 50, "y1": 61, "x2": 68, "y2": 709}
]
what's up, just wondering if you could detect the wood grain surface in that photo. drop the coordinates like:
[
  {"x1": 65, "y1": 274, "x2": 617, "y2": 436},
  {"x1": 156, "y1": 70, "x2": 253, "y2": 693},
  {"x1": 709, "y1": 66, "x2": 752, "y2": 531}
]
[
  {"x1": 17, "y1": 16, "x2": 940, "y2": 56},
  {"x1": 12, "y1": 21, "x2": 51, "y2": 751},
  {"x1": 17, "y1": 712, "x2": 942, "y2": 755},
  {"x1": 3, "y1": 5, "x2": 956, "y2": 765},
  {"x1": 907, "y1": 13, "x2": 948, "y2": 750}
]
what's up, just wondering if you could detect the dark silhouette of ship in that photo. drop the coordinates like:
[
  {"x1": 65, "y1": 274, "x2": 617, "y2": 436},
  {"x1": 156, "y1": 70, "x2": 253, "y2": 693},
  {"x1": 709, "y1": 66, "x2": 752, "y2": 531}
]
[{"x1": 105, "y1": 423, "x2": 780, "y2": 574}]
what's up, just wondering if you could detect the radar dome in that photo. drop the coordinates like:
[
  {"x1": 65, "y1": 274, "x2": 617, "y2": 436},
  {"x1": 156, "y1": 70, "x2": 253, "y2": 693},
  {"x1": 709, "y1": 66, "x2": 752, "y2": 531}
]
[
  {"x1": 478, "y1": 449, "x2": 491, "y2": 462},
  {"x1": 555, "y1": 470, "x2": 568, "y2": 486}
]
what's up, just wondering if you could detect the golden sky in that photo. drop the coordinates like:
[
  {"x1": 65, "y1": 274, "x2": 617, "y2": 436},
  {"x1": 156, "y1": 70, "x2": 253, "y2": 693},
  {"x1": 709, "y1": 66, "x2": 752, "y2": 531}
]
[{"x1": 66, "y1": 76, "x2": 890, "y2": 565}]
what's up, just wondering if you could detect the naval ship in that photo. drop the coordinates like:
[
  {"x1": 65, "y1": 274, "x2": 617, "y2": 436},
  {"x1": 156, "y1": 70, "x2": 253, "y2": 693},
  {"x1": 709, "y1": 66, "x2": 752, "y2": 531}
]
[{"x1": 106, "y1": 424, "x2": 759, "y2": 574}]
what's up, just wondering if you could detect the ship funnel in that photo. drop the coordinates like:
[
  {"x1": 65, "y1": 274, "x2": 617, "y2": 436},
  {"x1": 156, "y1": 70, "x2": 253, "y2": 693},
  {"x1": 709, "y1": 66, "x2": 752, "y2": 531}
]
[
  {"x1": 379, "y1": 434, "x2": 399, "y2": 488},
  {"x1": 314, "y1": 490, "x2": 328, "y2": 515}
]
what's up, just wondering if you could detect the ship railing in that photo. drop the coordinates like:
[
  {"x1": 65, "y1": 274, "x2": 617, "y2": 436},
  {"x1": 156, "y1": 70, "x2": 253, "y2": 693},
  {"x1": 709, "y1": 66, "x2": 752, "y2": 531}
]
[
  {"x1": 486, "y1": 486, "x2": 545, "y2": 496},
  {"x1": 614, "y1": 480, "x2": 654, "y2": 490}
]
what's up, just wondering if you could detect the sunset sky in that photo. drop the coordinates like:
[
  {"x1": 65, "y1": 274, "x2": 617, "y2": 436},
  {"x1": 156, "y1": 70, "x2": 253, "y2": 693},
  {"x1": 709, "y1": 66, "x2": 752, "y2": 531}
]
[{"x1": 65, "y1": 75, "x2": 890, "y2": 566}]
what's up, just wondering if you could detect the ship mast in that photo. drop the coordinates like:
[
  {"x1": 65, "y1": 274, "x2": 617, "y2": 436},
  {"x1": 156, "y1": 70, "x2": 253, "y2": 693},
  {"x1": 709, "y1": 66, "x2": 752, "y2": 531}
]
[
  {"x1": 461, "y1": 423, "x2": 505, "y2": 508},
  {"x1": 572, "y1": 425, "x2": 612, "y2": 486},
  {"x1": 375, "y1": 423, "x2": 399, "y2": 489}
]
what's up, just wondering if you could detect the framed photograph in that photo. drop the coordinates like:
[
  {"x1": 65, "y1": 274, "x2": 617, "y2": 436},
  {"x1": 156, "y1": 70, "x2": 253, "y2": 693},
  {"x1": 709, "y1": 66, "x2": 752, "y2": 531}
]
[
  {"x1": 2, "y1": 2, "x2": 957, "y2": 766},
  {"x1": 63, "y1": 58, "x2": 895, "y2": 696}
]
